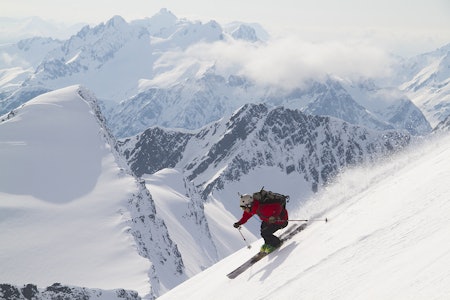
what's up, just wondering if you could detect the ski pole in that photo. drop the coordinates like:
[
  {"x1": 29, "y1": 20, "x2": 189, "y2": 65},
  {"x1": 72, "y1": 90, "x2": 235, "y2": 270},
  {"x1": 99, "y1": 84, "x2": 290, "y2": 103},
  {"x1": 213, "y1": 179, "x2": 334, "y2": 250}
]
[
  {"x1": 237, "y1": 227, "x2": 251, "y2": 249},
  {"x1": 288, "y1": 218, "x2": 328, "y2": 223}
]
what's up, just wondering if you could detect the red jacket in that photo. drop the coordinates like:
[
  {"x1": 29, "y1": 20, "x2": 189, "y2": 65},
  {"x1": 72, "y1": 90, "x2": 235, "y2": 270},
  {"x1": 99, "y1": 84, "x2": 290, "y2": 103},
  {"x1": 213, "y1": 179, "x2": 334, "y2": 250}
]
[{"x1": 237, "y1": 200, "x2": 288, "y2": 225}]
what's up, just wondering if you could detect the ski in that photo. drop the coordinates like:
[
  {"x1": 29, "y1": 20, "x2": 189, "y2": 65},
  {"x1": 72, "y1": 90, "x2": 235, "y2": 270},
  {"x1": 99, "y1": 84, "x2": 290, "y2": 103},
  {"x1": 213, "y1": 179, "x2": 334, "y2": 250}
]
[{"x1": 226, "y1": 223, "x2": 307, "y2": 279}]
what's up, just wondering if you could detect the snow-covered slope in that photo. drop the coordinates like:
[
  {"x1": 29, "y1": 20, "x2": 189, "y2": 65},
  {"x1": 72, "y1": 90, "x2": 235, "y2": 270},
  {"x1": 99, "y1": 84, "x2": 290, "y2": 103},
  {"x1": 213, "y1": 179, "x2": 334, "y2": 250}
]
[
  {"x1": 0, "y1": 86, "x2": 192, "y2": 299},
  {"x1": 0, "y1": 86, "x2": 151, "y2": 296},
  {"x1": 143, "y1": 169, "x2": 221, "y2": 275},
  {"x1": 159, "y1": 132, "x2": 450, "y2": 300}
]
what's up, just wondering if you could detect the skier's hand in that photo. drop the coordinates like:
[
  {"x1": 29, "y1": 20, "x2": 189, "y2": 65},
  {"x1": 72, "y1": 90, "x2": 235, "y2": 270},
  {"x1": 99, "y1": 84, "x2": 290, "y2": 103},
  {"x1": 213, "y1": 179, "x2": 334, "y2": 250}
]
[
  {"x1": 233, "y1": 222, "x2": 240, "y2": 228},
  {"x1": 268, "y1": 216, "x2": 276, "y2": 224}
]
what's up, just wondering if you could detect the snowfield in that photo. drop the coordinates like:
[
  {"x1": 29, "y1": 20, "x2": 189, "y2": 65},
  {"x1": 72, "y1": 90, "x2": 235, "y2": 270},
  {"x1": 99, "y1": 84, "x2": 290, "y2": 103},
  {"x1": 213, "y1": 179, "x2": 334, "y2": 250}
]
[
  {"x1": 0, "y1": 86, "x2": 151, "y2": 296},
  {"x1": 159, "y1": 133, "x2": 450, "y2": 300}
]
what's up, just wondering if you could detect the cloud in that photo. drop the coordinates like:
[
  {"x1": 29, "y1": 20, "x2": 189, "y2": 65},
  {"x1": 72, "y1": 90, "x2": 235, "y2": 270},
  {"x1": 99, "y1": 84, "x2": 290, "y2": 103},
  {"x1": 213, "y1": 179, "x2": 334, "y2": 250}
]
[{"x1": 152, "y1": 35, "x2": 394, "y2": 90}]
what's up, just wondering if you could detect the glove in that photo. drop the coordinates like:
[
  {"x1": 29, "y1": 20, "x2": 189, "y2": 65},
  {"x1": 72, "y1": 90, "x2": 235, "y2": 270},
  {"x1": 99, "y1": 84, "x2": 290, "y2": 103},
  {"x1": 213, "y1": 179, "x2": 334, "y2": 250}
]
[
  {"x1": 233, "y1": 222, "x2": 240, "y2": 228},
  {"x1": 268, "y1": 216, "x2": 276, "y2": 224}
]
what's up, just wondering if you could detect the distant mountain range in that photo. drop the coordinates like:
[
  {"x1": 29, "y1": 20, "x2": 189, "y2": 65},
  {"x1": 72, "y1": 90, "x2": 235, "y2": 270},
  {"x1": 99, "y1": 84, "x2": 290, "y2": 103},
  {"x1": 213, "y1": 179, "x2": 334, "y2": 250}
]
[{"x1": 1, "y1": 8, "x2": 448, "y2": 138}]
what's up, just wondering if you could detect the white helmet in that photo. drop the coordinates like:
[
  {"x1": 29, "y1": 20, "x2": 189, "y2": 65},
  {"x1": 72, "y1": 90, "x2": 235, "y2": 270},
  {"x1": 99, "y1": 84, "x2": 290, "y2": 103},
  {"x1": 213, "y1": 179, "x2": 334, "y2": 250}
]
[{"x1": 240, "y1": 194, "x2": 253, "y2": 209}]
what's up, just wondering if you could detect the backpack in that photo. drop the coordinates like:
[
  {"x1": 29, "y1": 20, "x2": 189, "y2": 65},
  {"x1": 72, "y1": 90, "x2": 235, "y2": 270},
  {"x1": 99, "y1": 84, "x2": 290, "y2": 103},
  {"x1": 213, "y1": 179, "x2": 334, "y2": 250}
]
[{"x1": 252, "y1": 187, "x2": 289, "y2": 208}]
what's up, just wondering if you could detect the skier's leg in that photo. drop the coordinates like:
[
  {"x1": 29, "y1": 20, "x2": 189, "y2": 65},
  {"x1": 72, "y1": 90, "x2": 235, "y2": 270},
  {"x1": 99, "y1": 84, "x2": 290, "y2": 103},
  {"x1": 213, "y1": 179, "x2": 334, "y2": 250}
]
[
  {"x1": 260, "y1": 222, "x2": 282, "y2": 247},
  {"x1": 260, "y1": 222, "x2": 270, "y2": 245}
]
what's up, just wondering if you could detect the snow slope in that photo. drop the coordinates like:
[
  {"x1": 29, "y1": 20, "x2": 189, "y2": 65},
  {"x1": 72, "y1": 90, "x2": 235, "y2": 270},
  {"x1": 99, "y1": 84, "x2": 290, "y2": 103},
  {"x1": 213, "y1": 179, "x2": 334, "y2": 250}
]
[
  {"x1": 0, "y1": 86, "x2": 151, "y2": 296},
  {"x1": 159, "y1": 133, "x2": 450, "y2": 300},
  {"x1": 143, "y1": 168, "x2": 220, "y2": 276}
]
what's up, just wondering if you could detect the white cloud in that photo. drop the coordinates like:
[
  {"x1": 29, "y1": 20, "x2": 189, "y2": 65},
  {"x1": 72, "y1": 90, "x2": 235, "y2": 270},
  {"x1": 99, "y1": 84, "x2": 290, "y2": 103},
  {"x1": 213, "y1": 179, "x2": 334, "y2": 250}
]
[{"x1": 152, "y1": 36, "x2": 394, "y2": 90}]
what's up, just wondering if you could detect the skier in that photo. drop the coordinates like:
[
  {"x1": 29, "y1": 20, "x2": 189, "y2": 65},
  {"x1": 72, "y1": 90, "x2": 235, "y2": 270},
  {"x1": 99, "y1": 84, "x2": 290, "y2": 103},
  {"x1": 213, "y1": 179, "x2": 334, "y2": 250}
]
[{"x1": 233, "y1": 193, "x2": 288, "y2": 253}]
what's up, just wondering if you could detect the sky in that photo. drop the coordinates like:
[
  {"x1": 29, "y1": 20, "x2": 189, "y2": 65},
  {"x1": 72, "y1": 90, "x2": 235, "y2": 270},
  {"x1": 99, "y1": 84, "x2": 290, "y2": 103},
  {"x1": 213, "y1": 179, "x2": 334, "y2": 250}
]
[{"x1": 1, "y1": 0, "x2": 450, "y2": 57}]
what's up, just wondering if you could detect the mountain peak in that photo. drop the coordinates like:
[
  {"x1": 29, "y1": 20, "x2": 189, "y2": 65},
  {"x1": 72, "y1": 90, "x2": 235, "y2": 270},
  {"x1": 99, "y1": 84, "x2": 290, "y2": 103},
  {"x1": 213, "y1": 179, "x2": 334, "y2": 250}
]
[
  {"x1": 230, "y1": 24, "x2": 259, "y2": 42},
  {"x1": 150, "y1": 8, "x2": 178, "y2": 26},
  {"x1": 105, "y1": 15, "x2": 128, "y2": 29},
  {"x1": 157, "y1": 8, "x2": 176, "y2": 17}
]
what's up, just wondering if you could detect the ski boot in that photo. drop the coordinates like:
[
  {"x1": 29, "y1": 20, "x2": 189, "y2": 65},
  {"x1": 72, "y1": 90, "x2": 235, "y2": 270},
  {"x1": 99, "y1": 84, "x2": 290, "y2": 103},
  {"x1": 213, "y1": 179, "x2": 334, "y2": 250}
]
[
  {"x1": 265, "y1": 241, "x2": 284, "y2": 254},
  {"x1": 264, "y1": 244, "x2": 276, "y2": 253},
  {"x1": 260, "y1": 244, "x2": 269, "y2": 253}
]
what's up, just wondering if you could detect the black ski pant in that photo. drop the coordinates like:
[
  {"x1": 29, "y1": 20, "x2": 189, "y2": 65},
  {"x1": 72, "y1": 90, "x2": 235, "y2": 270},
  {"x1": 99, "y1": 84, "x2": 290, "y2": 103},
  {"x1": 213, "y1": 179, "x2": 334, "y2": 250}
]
[{"x1": 260, "y1": 221, "x2": 287, "y2": 247}]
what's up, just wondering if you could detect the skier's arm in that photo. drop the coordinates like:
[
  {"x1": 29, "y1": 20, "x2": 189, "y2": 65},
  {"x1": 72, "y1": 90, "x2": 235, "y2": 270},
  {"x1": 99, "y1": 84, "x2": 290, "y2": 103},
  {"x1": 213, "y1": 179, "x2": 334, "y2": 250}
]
[{"x1": 234, "y1": 210, "x2": 253, "y2": 227}]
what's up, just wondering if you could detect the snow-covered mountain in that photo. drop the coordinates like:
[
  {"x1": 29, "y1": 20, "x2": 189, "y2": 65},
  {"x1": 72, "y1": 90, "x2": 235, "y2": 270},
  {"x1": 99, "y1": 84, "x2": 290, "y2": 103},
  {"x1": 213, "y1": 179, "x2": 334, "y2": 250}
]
[
  {"x1": 27, "y1": 16, "x2": 157, "y2": 102},
  {"x1": 109, "y1": 72, "x2": 430, "y2": 138},
  {"x1": 399, "y1": 43, "x2": 450, "y2": 127},
  {"x1": 120, "y1": 102, "x2": 410, "y2": 189},
  {"x1": 0, "y1": 37, "x2": 62, "y2": 104},
  {"x1": 341, "y1": 78, "x2": 432, "y2": 135},
  {"x1": 109, "y1": 71, "x2": 256, "y2": 137},
  {"x1": 1, "y1": 9, "x2": 266, "y2": 121},
  {"x1": 159, "y1": 132, "x2": 450, "y2": 300},
  {"x1": 0, "y1": 9, "x2": 230, "y2": 108},
  {"x1": 0, "y1": 8, "x2": 442, "y2": 139},
  {"x1": 0, "y1": 86, "x2": 198, "y2": 299}
]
